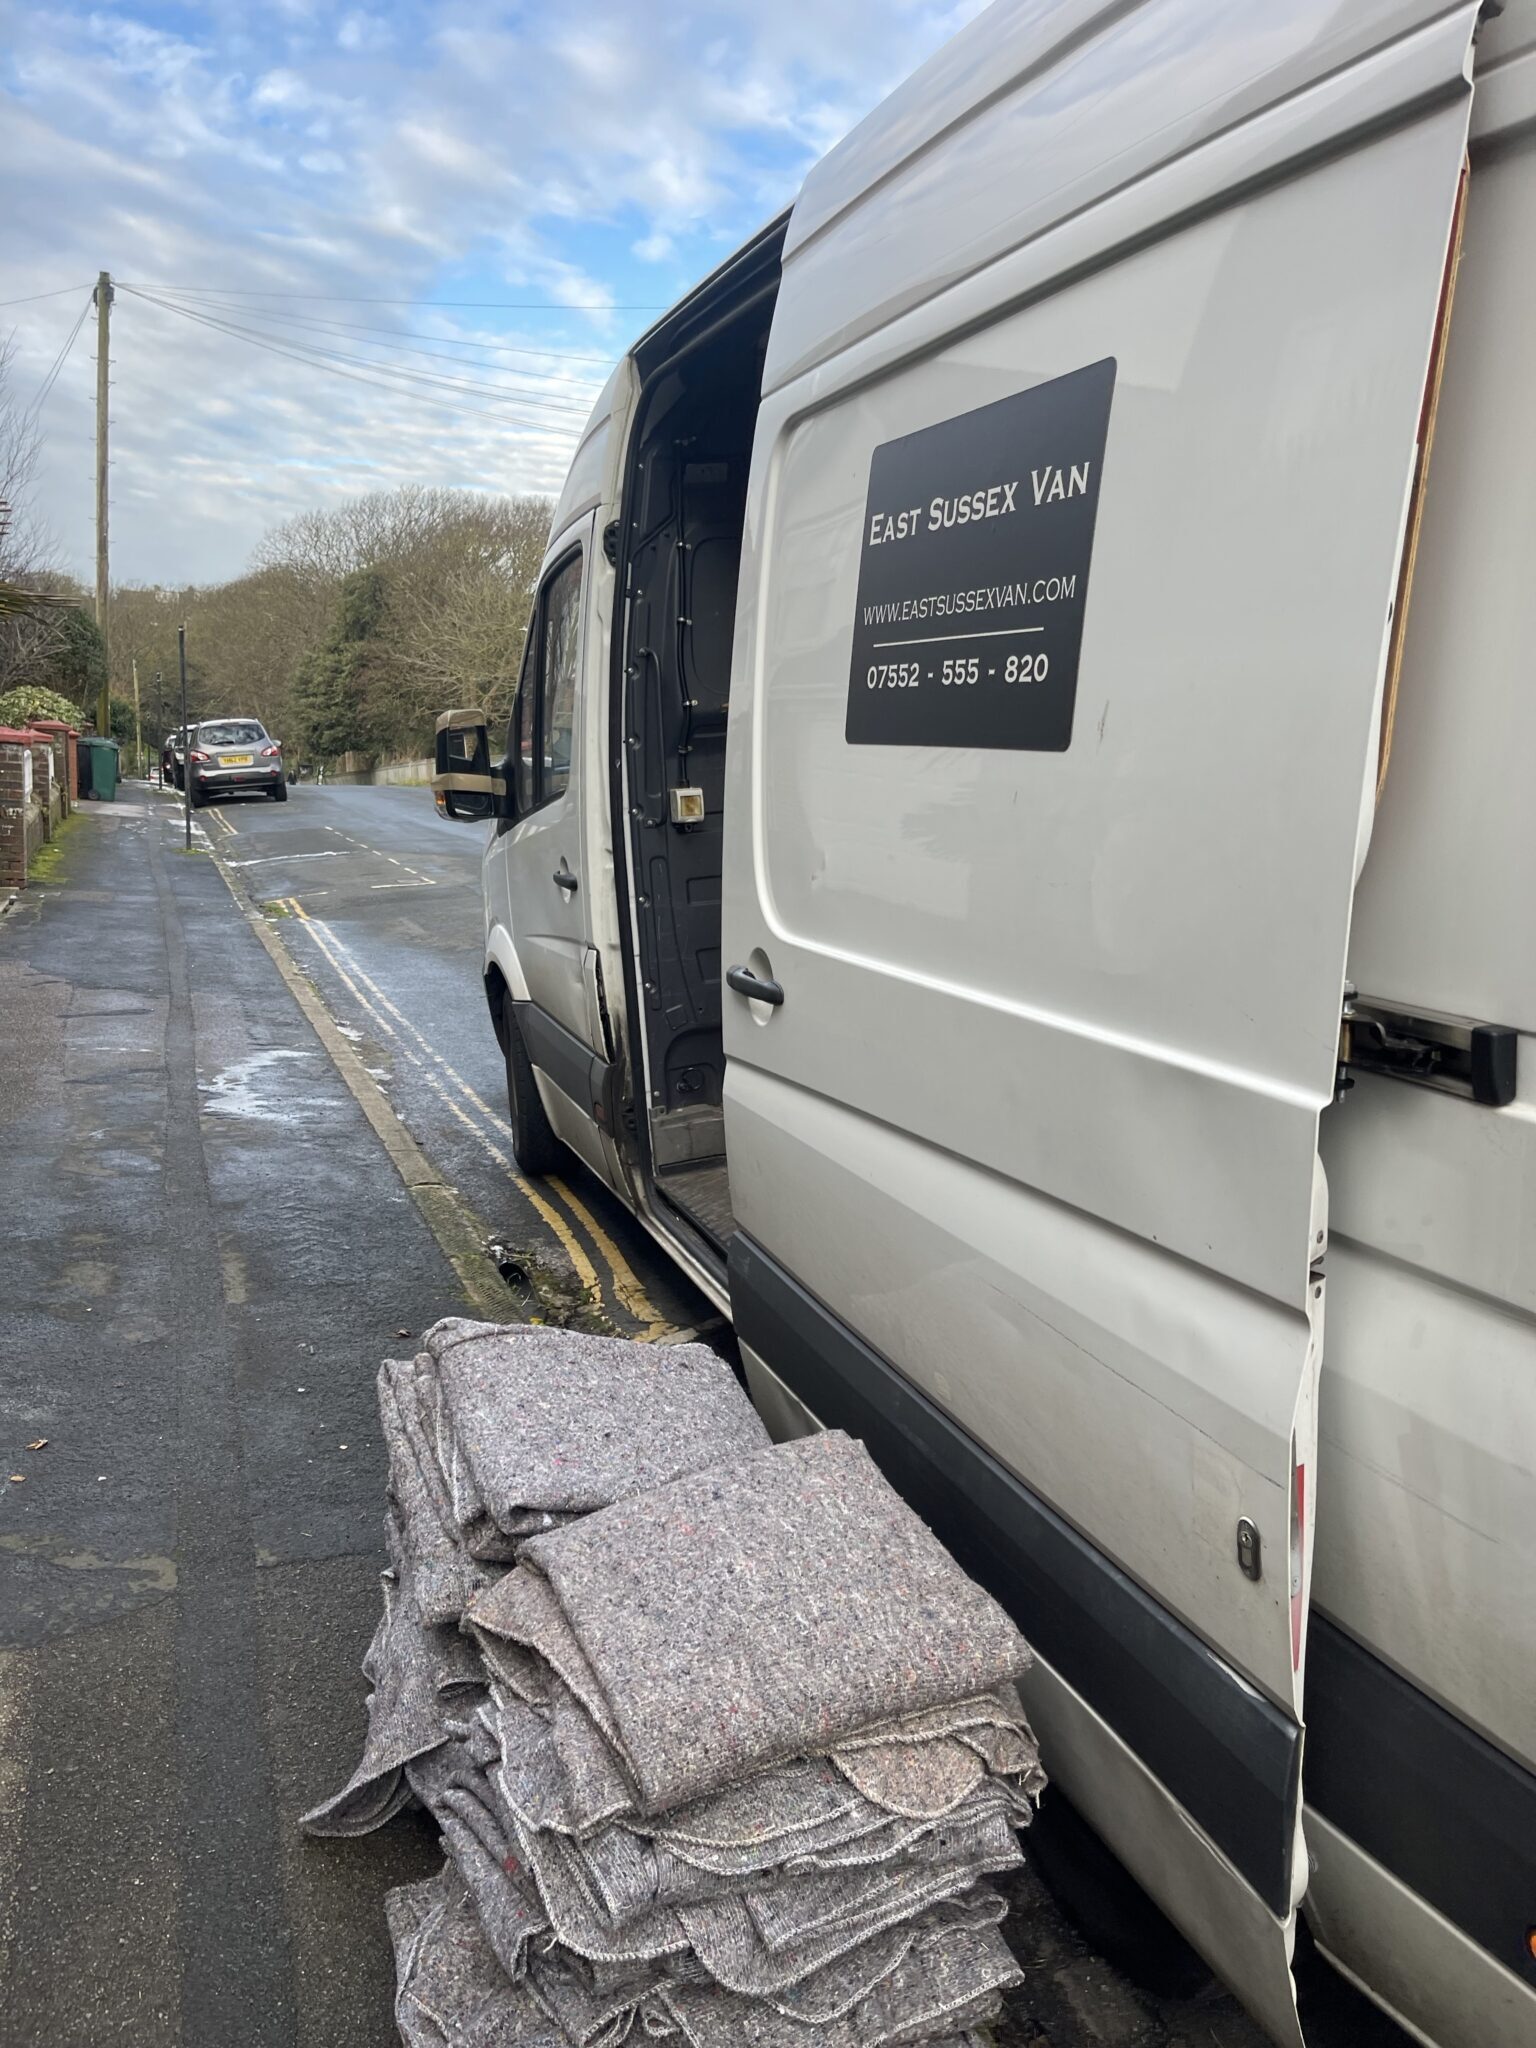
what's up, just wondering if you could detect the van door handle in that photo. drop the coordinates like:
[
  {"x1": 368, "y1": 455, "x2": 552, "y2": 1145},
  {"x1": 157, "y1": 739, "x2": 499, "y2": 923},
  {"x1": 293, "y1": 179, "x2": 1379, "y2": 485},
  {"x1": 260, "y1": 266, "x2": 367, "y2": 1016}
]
[
  {"x1": 726, "y1": 965, "x2": 783, "y2": 1006},
  {"x1": 552, "y1": 868, "x2": 579, "y2": 893}
]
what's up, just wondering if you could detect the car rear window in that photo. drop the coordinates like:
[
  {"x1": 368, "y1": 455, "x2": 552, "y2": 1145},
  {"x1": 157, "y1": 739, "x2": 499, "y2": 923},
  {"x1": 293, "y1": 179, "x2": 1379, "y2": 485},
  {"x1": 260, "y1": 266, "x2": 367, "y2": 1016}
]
[{"x1": 199, "y1": 722, "x2": 265, "y2": 746}]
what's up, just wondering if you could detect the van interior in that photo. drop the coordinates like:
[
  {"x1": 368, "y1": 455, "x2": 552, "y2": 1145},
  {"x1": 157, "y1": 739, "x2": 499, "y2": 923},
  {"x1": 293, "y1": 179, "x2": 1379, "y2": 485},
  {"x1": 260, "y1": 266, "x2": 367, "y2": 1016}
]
[{"x1": 614, "y1": 225, "x2": 784, "y2": 1260}]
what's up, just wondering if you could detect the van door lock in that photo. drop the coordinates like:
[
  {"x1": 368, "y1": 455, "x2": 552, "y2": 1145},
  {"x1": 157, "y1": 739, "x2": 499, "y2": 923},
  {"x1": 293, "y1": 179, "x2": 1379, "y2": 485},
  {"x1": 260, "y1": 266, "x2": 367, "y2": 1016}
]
[{"x1": 1236, "y1": 1518, "x2": 1262, "y2": 1582}]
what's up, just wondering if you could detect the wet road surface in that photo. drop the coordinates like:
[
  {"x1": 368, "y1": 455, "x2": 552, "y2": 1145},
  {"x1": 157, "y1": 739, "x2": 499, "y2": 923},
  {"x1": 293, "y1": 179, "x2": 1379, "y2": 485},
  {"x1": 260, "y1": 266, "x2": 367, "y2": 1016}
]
[{"x1": 194, "y1": 778, "x2": 716, "y2": 1341}]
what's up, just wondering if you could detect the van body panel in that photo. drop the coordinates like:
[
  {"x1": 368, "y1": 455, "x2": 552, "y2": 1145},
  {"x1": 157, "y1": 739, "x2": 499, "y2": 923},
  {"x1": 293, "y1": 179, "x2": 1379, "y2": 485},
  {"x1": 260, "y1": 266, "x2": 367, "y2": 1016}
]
[
  {"x1": 495, "y1": 518, "x2": 597, "y2": 1057},
  {"x1": 473, "y1": 2, "x2": 1536, "y2": 2038},
  {"x1": 1307, "y1": 51, "x2": 1536, "y2": 2022},
  {"x1": 548, "y1": 363, "x2": 625, "y2": 539},
  {"x1": 766, "y1": 0, "x2": 1477, "y2": 395},
  {"x1": 728, "y1": 1222, "x2": 1302, "y2": 1918},
  {"x1": 1305, "y1": 1814, "x2": 1536, "y2": 2048},
  {"x1": 1019, "y1": 1652, "x2": 1305, "y2": 2048},
  {"x1": 726, "y1": 1062, "x2": 1308, "y2": 1718},
  {"x1": 722, "y1": 4, "x2": 1475, "y2": 2027}
]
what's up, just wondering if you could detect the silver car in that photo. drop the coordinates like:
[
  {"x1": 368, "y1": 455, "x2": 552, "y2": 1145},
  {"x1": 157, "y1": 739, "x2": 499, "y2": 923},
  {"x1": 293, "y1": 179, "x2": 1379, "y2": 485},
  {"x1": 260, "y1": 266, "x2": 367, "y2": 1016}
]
[{"x1": 179, "y1": 719, "x2": 287, "y2": 805}]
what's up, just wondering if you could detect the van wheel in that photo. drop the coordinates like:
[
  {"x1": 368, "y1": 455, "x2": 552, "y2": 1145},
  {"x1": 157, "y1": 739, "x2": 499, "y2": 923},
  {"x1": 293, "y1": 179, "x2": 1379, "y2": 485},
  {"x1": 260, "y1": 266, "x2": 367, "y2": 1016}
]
[
  {"x1": 1026, "y1": 1788, "x2": 1212, "y2": 2000},
  {"x1": 504, "y1": 1001, "x2": 564, "y2": 1177}
]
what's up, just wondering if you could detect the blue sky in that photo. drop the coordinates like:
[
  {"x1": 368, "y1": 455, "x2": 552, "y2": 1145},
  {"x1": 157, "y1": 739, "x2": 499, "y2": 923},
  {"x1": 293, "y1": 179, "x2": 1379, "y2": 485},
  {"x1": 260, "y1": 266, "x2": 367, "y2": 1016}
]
[{"x1": 0, "y1": 0, "x2": 987, "y2": 584}]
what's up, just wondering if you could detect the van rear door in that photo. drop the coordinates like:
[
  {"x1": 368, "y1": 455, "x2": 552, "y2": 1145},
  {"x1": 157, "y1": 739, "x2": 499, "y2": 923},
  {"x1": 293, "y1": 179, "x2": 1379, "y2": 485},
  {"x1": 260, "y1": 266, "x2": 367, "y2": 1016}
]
[{"x1": 721, "y1": 3, "x2": 1478, "y2": 2038}]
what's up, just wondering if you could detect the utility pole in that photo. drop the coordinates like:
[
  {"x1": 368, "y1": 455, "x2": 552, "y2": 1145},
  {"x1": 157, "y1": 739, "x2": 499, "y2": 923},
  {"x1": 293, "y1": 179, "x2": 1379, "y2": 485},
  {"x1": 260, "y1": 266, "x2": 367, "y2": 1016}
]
[
  {"x1": 179, "y1": 625, "x2": 191, "y2": 849},
  {"x1": 131, "y1": 657, "x2": 142, "y2": 780},
  {"x1": 153, "y1": 672, "x2": 163, "y2": 785},
  {"x1": 93, "y1": 271, "x2": 113, "y2": 740}
]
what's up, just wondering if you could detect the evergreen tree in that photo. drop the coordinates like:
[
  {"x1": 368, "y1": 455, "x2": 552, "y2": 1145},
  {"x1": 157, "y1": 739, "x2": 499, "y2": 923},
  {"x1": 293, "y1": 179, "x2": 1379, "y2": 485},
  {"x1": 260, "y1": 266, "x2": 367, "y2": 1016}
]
[
  {"x1": 289, "y1": 570, "x2": 390, "y2": 760},
  {"x1": 48, "y1": 608, "x2": 107, "y2": 710}
]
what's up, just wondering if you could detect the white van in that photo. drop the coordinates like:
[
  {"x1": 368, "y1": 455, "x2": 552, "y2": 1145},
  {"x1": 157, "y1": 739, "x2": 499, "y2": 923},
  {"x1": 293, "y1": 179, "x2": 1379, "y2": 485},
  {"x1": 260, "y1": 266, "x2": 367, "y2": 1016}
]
[{"x1": 433, "y1": 4, "x2": 1536, "y2": 2042}]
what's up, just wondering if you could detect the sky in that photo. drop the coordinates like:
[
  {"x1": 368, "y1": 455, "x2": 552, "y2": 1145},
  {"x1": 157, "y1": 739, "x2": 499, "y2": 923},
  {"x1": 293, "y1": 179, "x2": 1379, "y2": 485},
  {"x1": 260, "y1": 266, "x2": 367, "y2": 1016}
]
[{"x1": 0, "y1": 0, "x2": 989, "y2": 587}]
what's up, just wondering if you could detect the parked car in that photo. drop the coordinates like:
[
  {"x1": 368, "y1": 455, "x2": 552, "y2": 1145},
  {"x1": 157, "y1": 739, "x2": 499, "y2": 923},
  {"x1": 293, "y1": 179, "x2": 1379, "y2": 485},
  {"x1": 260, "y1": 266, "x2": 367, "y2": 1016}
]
[
  {"x1": 434, "y1": 6, "x2": 1535, "y2": 2046},
  {"x1": 171, "y1": 719, "x2": 287, "y2": 804}
]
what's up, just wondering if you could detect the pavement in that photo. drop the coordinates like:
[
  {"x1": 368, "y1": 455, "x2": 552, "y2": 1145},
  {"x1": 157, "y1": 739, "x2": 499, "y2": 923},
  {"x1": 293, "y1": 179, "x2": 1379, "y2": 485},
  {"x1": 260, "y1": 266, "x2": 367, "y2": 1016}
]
[{"x1": 0, "y1": 782, "x2": 1408, "y2": 2048}]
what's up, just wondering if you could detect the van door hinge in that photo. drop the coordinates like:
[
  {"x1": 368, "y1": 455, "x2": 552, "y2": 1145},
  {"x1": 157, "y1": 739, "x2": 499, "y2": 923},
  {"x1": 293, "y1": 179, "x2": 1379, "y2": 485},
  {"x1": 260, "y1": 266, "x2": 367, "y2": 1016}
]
[{"x1": 1339, "y1": 993, "x2": 1517, "y2": 1108}]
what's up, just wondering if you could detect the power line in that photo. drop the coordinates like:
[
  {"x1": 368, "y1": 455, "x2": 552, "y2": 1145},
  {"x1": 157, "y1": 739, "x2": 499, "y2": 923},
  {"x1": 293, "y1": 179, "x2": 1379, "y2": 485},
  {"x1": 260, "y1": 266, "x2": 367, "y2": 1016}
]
[
  {"x1": 29, "y1": 295, "x2": 92, "y2": 414},
  {"x1": 134, "y1": 291, "x2": 608, "y2": 401},
  {"x1": 146, "y1": 294, "x2": 620, "y2": 369},
  {"x1": 0, "y1": 283, "x2": 93, "y2": 309},
  {"x1": 128, "y1": 282, "x2": 667, "y2": 309},
  {"x1": 120, "y1": 288, "x2": 588, "y2": 437},
  {"x1": 122, "y1": 287, "x2": 596, "y2": 418}
]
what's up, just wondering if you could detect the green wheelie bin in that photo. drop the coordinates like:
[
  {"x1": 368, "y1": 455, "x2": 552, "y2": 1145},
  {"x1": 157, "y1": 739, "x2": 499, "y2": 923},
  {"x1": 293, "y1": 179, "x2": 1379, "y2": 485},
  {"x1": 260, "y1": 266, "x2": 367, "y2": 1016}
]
[{"x1": 81, "y1": 737, "x2": 120, "y2": 800}]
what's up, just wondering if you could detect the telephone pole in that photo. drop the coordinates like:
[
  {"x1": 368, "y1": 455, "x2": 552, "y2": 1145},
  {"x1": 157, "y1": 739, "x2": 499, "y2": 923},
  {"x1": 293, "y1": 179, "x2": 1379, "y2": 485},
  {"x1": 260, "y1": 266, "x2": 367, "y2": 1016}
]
[{"x1": 93, "y1": 271, "x2": 113, "y2": 739}]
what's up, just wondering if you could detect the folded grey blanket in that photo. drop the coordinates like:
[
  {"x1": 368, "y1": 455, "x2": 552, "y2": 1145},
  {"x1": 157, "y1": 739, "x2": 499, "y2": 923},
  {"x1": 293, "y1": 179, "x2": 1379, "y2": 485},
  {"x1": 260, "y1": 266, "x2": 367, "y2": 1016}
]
[
  {"x1": 660, "y1": 1913, "x2": 1020, "y2": 2048},
  {"x1": 487, "y1": 1432, "x2": 1028, "y2": 1815},
  {"x1": 386, "y1": 1870, "x2": 565, "y2": 2048},
  {"x1": 300, "y1": 1574, "x2": 484, "y2": 1837},
  {"x1": 423, "y1": 1317, "x2": 769, "y2": 1535}
]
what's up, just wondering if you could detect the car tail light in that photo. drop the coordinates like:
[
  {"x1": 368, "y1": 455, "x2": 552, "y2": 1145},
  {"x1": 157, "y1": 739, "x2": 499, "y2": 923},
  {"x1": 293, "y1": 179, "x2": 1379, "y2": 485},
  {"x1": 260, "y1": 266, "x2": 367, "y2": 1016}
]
[
  {"x1": 188, "y1": 749, "x2": 209, "y2": 763},
  {"x1": 260, "y1": 744, "x2": 281, "y2": 757}
]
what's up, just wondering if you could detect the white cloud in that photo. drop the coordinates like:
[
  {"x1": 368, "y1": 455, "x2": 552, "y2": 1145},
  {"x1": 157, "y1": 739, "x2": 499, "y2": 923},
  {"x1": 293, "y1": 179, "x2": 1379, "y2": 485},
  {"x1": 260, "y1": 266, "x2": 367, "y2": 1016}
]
[
  {"x1": 337, "y1": 10, "x2": 392, "y2": 53},
  {"x1": 1, "y1": 0, "x2": 993, "y2": 585}
]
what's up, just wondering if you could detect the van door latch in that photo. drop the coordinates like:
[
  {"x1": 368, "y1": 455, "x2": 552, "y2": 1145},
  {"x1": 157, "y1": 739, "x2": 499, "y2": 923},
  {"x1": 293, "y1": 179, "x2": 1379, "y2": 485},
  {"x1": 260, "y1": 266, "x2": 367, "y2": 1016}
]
[
  {"x1": 1236, "y1": 1518, "x2": 1262, "y2": 1582},
  {"x1": 1339, "y1": 994, "x2": 1516, "y2": 1108}
]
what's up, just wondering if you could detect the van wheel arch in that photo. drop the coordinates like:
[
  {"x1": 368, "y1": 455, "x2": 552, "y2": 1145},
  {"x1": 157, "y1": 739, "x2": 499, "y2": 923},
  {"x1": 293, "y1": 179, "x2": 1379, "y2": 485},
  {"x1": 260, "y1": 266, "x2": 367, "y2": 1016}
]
[{"x1": 485, "y1": 966, "x2": 510, "y2": 1053}]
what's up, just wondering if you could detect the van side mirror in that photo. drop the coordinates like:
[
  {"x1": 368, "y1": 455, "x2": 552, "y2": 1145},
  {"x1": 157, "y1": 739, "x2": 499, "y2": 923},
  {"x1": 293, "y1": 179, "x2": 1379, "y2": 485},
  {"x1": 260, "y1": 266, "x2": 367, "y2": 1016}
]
[{"x1": 432, "y1": 707, "x2": 499, "y2": 822}]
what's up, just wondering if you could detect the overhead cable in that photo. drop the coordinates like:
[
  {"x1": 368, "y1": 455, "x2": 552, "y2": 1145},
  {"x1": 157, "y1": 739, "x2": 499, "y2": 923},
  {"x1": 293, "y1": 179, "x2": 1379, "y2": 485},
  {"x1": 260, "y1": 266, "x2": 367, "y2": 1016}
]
[{"x1": 121, "y1": 288, "x2": 591, "y2": 436}]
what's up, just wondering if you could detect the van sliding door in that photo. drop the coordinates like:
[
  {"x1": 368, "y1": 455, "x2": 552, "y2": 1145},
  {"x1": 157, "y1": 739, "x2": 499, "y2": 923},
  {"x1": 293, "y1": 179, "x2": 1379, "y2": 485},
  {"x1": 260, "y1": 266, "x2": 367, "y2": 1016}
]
[{"x1": 720, "y1": 4, "x2": 1479, "y2": 2040}]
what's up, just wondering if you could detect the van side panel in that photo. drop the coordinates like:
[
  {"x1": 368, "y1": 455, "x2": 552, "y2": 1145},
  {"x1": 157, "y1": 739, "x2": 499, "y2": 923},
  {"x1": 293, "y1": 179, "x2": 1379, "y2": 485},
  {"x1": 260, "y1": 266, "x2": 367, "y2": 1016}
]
[
  {"x1": 724, "y1": 4, "x2": 1476, "y2": 2033},
  {"x1": 1310, "y1": 20, "x2": 1536, "y2": 2023}
]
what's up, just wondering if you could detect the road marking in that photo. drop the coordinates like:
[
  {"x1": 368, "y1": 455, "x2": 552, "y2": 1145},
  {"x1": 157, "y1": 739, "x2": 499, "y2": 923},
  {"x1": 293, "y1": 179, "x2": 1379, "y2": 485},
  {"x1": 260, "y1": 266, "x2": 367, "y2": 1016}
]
[
  {"x1": 317, "y1": 823, "x2": 435, "y2": 883},
  {"x1": 288, "y1": 897, "x2": 667, "y2": 1327},
  {"x1": 545, "y1": 1178, "x2": 668, "y2": 1339},
  {"x1": 225, "y1": 851, "x2": 339, "y2": 868},
  {"x1": 201, "y1": 875, "x2": 508, "y2": 1316},
  {"x1": 283, "y1": 901, "x2": 615, "y2": 1320}
]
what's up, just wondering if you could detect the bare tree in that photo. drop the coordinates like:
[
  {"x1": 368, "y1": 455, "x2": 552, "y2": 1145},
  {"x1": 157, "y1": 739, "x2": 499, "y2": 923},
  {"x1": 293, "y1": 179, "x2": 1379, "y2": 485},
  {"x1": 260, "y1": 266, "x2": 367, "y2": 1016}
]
[{"x1": 0, "y1": 339, "x2": 79, "y2": 691}]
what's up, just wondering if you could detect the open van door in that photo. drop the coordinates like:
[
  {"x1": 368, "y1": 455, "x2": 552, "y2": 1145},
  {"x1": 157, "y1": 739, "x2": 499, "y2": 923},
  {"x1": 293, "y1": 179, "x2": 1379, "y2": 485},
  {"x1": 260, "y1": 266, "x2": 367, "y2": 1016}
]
[{"x1": 721, "y1": 4, "x2": 1479, "y2": 2040}]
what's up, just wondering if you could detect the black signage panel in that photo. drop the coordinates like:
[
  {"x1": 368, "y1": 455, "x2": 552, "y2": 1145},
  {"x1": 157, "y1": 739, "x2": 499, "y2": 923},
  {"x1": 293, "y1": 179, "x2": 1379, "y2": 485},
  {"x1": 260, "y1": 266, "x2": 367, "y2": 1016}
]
[{"x1": 845, "y1": 358, "x2": 1115, "y2": 750}]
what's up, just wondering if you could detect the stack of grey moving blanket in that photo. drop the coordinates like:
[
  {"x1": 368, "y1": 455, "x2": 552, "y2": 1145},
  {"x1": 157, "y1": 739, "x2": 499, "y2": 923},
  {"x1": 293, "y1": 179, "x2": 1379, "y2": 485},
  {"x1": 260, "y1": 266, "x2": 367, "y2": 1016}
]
[{"x1": 302, "y1": 1317, "x2": 1046, "y2": 2048}]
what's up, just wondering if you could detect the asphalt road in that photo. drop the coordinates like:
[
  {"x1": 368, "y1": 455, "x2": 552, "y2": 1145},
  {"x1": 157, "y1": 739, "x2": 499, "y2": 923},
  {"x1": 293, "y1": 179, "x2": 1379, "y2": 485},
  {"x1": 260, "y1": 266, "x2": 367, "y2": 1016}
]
[{"x1": 194, "y1": 778, "x2": 715, "y2": 1342}]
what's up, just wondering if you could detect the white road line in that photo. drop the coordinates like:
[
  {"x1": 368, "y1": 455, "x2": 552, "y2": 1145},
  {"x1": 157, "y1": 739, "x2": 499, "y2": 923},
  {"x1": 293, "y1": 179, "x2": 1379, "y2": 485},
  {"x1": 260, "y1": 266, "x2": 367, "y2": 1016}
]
[{"x1": 225, "y1": 851, "x2": 340, "y2": 868}]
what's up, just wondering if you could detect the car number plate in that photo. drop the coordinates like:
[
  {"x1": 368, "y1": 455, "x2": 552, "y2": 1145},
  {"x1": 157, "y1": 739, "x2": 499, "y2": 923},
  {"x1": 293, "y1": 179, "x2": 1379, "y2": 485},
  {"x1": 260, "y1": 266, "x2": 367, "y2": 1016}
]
[{"x1": 223, "y1": 754, "x2": 254, "y2": 766}]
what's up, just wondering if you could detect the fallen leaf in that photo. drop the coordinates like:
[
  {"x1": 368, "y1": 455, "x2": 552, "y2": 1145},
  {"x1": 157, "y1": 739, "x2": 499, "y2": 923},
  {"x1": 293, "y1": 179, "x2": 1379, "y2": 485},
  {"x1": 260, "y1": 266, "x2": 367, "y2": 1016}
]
[
  {"x1": 8, "y1": 1474, "x2": 23, "y2": 1484},
  {"x1": 339, "y1": 1443, "x2": 349, "y2": 1451},
  {"x1": 396, "y1": 1327, "x2": 411, "y2": 1338},
  {"x1": 27, "y1": 1438, "x2": 47, "y2": 1451}
]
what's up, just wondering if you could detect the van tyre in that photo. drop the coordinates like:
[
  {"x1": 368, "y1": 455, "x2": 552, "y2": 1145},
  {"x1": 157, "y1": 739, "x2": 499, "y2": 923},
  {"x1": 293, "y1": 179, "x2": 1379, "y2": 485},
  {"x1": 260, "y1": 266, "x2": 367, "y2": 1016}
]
[
  {"x1": 1026, "y1": 1788, "x2": 1212, "y2": 2000},
  {"x1": 504, "y1": 1001, "x2": 564, "y2": 1177}
]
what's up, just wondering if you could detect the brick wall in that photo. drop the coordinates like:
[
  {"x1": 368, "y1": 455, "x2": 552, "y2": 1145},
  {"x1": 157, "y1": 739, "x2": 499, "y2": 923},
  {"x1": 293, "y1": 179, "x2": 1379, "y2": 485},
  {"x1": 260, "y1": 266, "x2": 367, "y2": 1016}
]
[
  {"x1": 26, "y1": 723, "x2": 74, "y2": 814},
  {"x1": 0, "y1": 737, "x2": 30, "y2": 887}
]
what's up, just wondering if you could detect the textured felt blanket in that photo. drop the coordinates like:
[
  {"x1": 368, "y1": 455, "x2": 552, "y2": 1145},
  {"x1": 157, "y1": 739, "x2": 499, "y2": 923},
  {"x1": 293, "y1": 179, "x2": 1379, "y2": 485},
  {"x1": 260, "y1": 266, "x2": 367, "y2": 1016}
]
[
  {"x1": 423, "y1": 1317, "x2": 769, "y2": 1532},
  {"x1": 300, "y1": 1573, "x2": 484, "y2": 1838},
  {"x1": 498, "y1": 1432, "x2": 1029, "y2": 1815}
]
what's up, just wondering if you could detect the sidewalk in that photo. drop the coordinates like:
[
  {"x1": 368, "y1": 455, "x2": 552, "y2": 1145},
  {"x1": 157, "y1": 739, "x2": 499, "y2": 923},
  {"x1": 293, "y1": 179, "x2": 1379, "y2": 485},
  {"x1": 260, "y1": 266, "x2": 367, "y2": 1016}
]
[{"x1": 0, "y1": 797, "x2": 469, "y2": 2045}]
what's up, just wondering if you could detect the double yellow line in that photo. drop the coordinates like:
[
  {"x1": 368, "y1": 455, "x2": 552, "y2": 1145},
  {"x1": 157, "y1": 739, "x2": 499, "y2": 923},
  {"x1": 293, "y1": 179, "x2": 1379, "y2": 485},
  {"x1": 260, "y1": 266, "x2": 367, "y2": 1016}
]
[{"x1": 277, "y1": 897, "x2": 671, "y2": 1340}]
